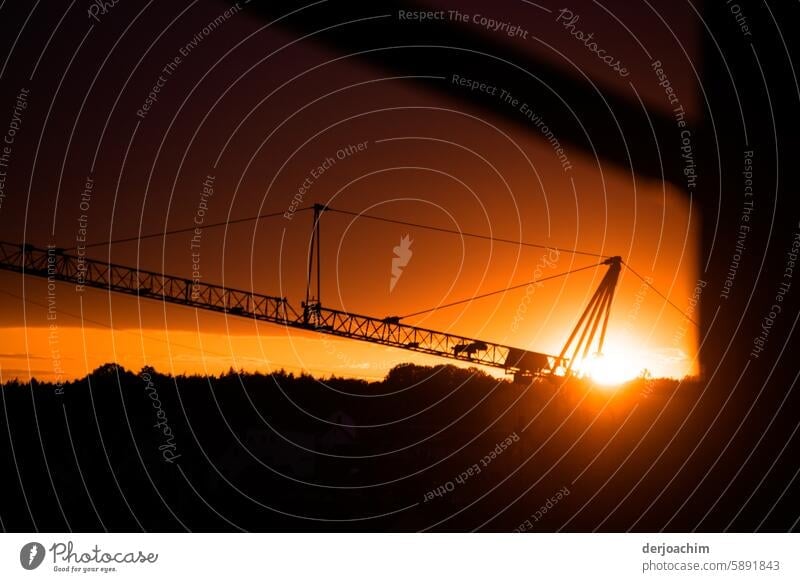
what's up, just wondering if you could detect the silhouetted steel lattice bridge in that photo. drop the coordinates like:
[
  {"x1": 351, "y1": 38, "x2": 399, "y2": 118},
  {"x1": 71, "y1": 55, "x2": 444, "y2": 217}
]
[{"x1": 0, "y1": 204, "x2": 688, "y2": 382}]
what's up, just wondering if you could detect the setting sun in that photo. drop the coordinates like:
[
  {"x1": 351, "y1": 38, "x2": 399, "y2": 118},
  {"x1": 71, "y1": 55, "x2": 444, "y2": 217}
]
[{"x1": 576, "y1": 351, "x2": 643, "y2": 387}]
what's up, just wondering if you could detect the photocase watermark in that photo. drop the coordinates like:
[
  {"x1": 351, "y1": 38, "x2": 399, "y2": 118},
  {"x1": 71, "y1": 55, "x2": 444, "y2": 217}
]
[
  {"x1": 630, "y1": 277, "x2": 708, "y2": 392},
  {"x1": 390, "y1": 234, "x2": 413, "y2": 292},
  {"x1": 45, "y1": 245, "x2": 65, "y2": 395},
  {"x1": 750, "y1": 222, "x2": 799, "y2": 359},
  {"x1": 141, "y1": 371, "x2": 181, "y2": 464},
  {"x1": 672, "y1": 279, "x2": 706, "y2": 349},
  {"x1": 422, "y1": 432, "x2": 519, "y2": 502},
  {"x1": 556, "y1": 9, "x2": 629, "y2": 77},
  {"x1": 0, "y1": 87, "x2": 29, "y2": 212},
  {"x1": 514, "y1": 91, "x2": 574, "y2": 172},
  {"x1": 398, "y1": 9, "x2": 529, "y2": 39},
  {"x1": 318, "y1": 335, "x2": 407, "y2": 374},
  {"x1": 651, "y1": 59, "x2": 697, "y2": 190},
  {"x1": 514, "y1": 485, "x2": 570, "y2": 531},
  {"x1": 50, "y1": 541, "x2": 157, "y2": 573},
  {"x1": 451, "y1": 74, "x2": 573, "y2": 172},
  {"x1": 623, "y1": 275, "x2": 653, "y2": 333},
  {"x1": 511, "y1": 247, "x2": 560, "y2": 332},
  {"x1": 618, "y1": 272, "x2": 654, "y2": 395},
  {"x1": 20, "y1": 540, "x2": 159, "y2": 573},
  {"x1": 451, "y1": 10, "x2": 530, "y2": 39},
  {"x1": 19, "y1": 542, "x2": 46, "y2": 570},
  {"x1": 74, "y1": 175, "x2": 94, "y2": 293},
  {"x1": 284, "y1": 141, "x2": 369, "y2": 220},
  {"x1": 178, "y1": 1, "x2": 248, "y2": 57},
  {"x1": 136, "y1": 2, "x2": 246, "y2": 119},
  {"x1": 87, "y1": 0, "x2": 121, "y2": 23},
  {"x1": 190, "y1": 174, "x2": 215, "y2": 300},
  {"x1": 727, "y1": 0, "x2": 752, "y2": 38},
  {"x1": 720, "y1": 149, "x2": 754, "y2": 300}
]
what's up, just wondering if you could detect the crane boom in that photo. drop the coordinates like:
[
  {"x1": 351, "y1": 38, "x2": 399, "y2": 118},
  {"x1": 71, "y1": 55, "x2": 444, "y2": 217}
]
[{"x1": 0, "y1": 241, "x2": 561, "y2": 380}]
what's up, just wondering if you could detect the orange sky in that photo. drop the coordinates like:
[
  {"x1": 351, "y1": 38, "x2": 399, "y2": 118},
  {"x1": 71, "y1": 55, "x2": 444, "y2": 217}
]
[{"x1": 0, "y1": 0, "x2": 701, "y2": 383}]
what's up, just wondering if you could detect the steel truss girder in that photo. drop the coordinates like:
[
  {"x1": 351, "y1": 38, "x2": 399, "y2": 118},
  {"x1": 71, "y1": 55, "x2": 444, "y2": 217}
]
[{"x1": 0, "y1": 241, "x2": 559, "y2": 378}]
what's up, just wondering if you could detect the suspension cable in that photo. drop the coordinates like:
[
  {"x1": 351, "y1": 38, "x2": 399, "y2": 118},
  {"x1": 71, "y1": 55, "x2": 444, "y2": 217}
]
[
  {"x1": 56, "y1": 201, "x2": 699, "y2": 330},
  {"x1": 622, "y1": 261, "x2": 700, "y2": 327},
  {"x1": 65, "y1": 206, "x2": 313, "y2": 251},
  {"x1": 399, "y1": 261, "x2": 606, "y2": 319},
  {"x1": 325, "y1": 206, "x2": 610, "y2": 259}
]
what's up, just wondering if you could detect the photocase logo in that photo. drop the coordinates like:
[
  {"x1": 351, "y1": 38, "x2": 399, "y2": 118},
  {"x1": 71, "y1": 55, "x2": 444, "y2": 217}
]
[
  {"x1": 390, "y1": 234, "x2": 413, "y2": 292},
  {"x1": 19, "y1": 542, "x2": 45, "y2": 570}
]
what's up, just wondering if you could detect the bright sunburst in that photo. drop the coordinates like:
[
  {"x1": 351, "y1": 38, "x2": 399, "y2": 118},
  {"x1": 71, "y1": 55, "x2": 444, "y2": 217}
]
[{"x1": 577, "y1": 351, "x2": 642, "y2": 387}]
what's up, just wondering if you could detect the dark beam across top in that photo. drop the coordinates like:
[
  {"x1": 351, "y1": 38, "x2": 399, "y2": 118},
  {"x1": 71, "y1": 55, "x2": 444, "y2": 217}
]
[{"x1": 233, "y1": 0, "x2": 684, "y2": 186}]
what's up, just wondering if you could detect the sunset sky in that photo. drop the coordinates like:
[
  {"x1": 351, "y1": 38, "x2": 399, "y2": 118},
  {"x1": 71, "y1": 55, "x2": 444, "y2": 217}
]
[{"x1": 0, "y1": 0, "x2": 701, "y2": 382}]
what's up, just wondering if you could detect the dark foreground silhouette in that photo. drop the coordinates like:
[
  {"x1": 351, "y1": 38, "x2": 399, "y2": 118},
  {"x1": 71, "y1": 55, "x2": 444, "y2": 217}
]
[{"x1": 0, "y1": 363, "x2": 796, "y2": 532}]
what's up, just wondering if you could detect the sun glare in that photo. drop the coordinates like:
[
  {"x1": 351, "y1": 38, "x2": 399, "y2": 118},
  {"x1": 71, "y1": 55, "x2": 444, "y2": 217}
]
[{"x1": 578, "y1": 352, "x2": 642, "y2": 387}]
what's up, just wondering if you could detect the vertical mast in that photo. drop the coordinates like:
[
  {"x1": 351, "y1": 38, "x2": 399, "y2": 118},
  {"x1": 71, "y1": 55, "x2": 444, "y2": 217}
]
[{"x1": 304, "y1": 203, "x2": 326, "y2": 323}]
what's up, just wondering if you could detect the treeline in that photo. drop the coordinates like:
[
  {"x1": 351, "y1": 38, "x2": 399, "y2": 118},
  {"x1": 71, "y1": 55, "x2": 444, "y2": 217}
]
[{"x1": 3, "y1": 363, "x2": 784, "y2": 532}]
